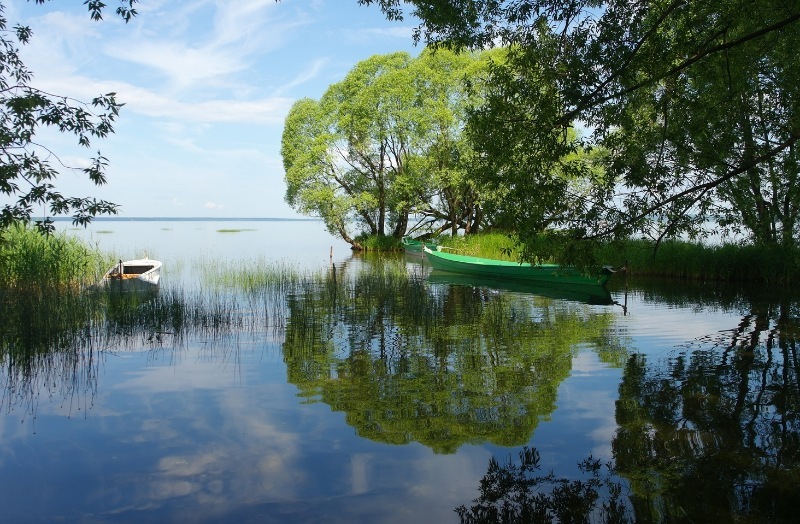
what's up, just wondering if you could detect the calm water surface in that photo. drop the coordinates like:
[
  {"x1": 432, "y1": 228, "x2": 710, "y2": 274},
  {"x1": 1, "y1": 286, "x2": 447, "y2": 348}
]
[{"x1": 0, "y1": 219, "x2": 797, "y2": 523}]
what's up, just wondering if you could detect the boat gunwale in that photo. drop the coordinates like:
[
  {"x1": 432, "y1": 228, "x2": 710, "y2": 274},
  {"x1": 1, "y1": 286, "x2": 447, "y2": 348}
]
[{"x1": 426, "y1": 247, "x2": 561, "y2": 270}]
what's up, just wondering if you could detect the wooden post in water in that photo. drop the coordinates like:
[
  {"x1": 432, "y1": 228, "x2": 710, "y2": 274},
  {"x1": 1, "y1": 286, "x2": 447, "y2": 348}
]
[{"x1": 329, "y1": 246, "x2": 337, "y2": 286}]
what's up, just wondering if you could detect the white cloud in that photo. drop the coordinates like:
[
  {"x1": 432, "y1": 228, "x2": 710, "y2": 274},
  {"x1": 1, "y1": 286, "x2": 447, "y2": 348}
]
[
  {"x1": 106, "y1": 40, "x2": 249, "y2": 90},
  {"x1": 342, "y1": 26, "x2": 416, "y2": 43},
  {"x1": 273, "y1": 59, "x2": 327, "y2": 97},
  {"x1": 205, "y1": 202, "x2": 224, "y2": 210}
]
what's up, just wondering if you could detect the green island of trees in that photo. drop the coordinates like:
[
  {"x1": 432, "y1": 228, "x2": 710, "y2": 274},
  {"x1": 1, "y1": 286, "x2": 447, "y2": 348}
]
[{"x1": 281, "y1": 0, "x2": 799, "y2": 281}]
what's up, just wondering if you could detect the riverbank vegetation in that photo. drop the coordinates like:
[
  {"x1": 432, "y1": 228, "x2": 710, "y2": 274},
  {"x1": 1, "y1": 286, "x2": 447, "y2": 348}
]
[
  {"x1": 0, "y1": 223, "x2": 112, "y2": 289},
  {"x1": 409, "y1": 231, "x2": 800, "y2": 284},
  {"x1": 595, "y1": 240, "x2": 799, "y2": 283}
]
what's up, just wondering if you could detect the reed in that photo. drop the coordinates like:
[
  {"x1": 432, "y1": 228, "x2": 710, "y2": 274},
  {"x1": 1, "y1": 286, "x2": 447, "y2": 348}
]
[
  {"x1": 195, "y1": 257, "x2": 320, "y2": 294},
  {"x1": 356, "y1": 234, "x2": 403, "y2": 251},
  {"x1": 595, "y1": 239, "x2": 800, "y2": 283},
  {"x1": 0, "y1": 223, "x2": 113, "y2": 289}
]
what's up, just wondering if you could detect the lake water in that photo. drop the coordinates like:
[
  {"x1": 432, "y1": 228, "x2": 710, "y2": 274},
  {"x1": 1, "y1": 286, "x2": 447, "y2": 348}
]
[{"x1": 1, "y1": 219, "x2": 798, "y2": 523}]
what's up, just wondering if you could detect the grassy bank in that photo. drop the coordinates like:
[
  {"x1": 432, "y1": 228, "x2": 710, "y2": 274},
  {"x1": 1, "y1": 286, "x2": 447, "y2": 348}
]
[{"x1": 435, "y1": 232, "x2": 522, "y2": 260}]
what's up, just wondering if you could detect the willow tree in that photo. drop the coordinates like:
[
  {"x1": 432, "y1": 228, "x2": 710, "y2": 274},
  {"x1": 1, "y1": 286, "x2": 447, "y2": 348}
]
[
  {"x1": 361, "y1": 0, "x2": 800, "y2": 260},
  {"x1": 281, "y1": 49, "x2": 491, "y2": 248}
]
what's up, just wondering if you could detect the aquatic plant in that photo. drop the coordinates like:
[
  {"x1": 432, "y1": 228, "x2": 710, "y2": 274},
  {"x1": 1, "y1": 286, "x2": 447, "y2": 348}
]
[
  {"x1": 0, "y1": 222, "x2": 113, "y2": 289},
  {"x1": 595, "y1": 239, "x2": 800, "y2": 283}
]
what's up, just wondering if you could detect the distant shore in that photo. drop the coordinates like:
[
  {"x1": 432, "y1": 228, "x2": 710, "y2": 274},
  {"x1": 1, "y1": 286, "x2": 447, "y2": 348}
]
[{"x1": 48, "y1": 216, "x2": 321, "y2": 222}]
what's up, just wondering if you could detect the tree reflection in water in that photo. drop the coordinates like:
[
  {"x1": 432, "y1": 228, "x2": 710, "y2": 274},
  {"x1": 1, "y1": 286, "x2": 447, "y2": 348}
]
[
  {"x1": 614, "y1": 292, "x2": 800, "y2": 523},
  {"x1": 282, "y1": 258, "x2": 623, "y2": 453},
  {"x1": 455, "y1": 446, "x2": 631, "y2": 524},
  {"x1": 5, "y1": 254, "x2": 800, "y2": 520}
]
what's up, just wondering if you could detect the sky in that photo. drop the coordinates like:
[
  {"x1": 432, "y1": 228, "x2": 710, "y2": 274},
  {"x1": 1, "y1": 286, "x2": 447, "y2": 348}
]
[{"x1": 4, "y1": 0, "x2": 422, "y2": 218}]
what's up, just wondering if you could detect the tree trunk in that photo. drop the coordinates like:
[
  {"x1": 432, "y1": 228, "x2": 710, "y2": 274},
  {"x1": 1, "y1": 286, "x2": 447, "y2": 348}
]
[
  {"x1": 337, "y1": 225, "x2": 364, "y2": 251},
  {"x1": 392, "y1": 207, "x2": 409, "y2": 238}
]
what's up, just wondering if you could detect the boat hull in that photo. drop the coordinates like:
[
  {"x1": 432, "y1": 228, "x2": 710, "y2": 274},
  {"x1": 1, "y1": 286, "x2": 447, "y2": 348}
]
[{"x1": 422, "y1": 247, "x2": 610, "y2": 287}]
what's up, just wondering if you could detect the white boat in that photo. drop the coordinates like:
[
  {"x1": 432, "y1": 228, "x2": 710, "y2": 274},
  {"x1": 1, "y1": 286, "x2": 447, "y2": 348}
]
[{"x1": 101, "y1": 258, "x2": 162, "y2": 290}]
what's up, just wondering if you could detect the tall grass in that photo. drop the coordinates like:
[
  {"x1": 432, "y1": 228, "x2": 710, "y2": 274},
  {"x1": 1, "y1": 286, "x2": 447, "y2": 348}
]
[
  {"x1": 595, "y1": 239, "x2": 799, "y2": 283},
  {"x1": 0, "y1": 223, "x2": 113, "y2": 289},
  {"x1": 0, "y1": 224, "x2": 116, "y2": 416},
  {"x1": 436, "y1": 232, "x2": 522, "y2": 260},
  {"x1": 356, "y1": 233, "x2": 403, "y2": 251}
]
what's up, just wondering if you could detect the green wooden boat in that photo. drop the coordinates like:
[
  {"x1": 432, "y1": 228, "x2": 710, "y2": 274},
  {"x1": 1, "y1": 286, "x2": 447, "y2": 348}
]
[
  {"x1": 422, "y1": 246, "x2": 613, "y2": 287},
  {"x1": 426, "y1": 271, "x2": 614, "y2": 305}
]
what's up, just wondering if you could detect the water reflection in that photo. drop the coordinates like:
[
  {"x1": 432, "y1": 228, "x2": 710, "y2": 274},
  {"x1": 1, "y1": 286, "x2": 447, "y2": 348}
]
[
  {"x1": 0, "y1": 281, "x2": 268, "y2": 418},
  {"x1": 456, "y1": 446, "x2": 631, "y2": 523},
  {"x1": 4, "y1": 251, "x2": 800, "y2": 521},
  {"x1": 614, "y1": 288, "x2": 800, "y2": 523},
  {"x1": 283, "y1": 259, "x2": 623, "y2": 453},
  {"x1": 426, "y1": 271, "x2": 615, "y2": 306}
]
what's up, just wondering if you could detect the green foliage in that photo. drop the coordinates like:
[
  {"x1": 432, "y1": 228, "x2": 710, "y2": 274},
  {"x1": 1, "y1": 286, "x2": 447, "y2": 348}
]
[
  {"x1": 354, "y1": 233, "x2": 403, "y2": 251},
  {"x1": 362, "y1": 0, "x2": 800, "y2": 253},
  {"x1": 282, "y1": 49, "x2": 495, "y2": 247},
  {"x1": 596, "y1": 239, "x2": 800, "y2": 283},
  {"x1": 437, "y1": 231, "x2": 521, "y2": 260},
  {"x1": 430, "y1": 231, "x2": 800, "y2": 283},
  {"x1": 0, "y1": 2, "x2": 138, "y2": 233},
  {"x1": 0, "y1": 222, "x2": 112, "y2": 289}
]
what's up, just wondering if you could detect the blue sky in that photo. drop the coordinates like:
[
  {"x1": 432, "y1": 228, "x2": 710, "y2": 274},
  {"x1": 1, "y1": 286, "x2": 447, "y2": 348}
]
[{"x1": 6, "y1": 0, "x2": 421, "y2": 218}]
